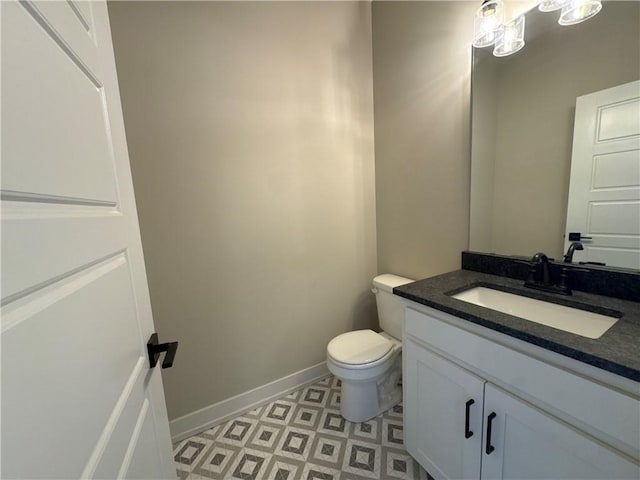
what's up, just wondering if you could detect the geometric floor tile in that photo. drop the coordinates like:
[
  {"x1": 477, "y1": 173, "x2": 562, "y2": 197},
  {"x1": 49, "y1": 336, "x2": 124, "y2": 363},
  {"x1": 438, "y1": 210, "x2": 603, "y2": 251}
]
[
  {"x1": 260, "y1": 400, "x2": 297, "y2": 426},
  {"x1": 382, "y1": 418, "x2": 405, "y2": 448},
  {"x1": 227, "y1": 448, "x2": 271, "y2": 479},
  {"x1": 174, "y1": 439, "x2": 208, "y2": 466},
  {"x1": 291, "y1": 405, "x2": 323, "y2": 430},
  {"x1": 264, "y1": 456, "x2": 305, "y2": 480},
  {"x1": 194, "y1": 444, "x2": 241, "y2": 479},
  {"x1": 174, "y1": 433, "x2": 216, "y2": 478},
  {"x1": 327, "y1": 390, "x2": 342, "y2": 410},
  {"x1": 384, "y1": 450, "x2": 421, "y2": 480},
  {"x1": 350, "y1": 416, "x2": 381, "y2": 443},
  {"x1": 301, "y1": 462, "x2": 342, "y2": 479},
  {"x1": 299, "y1": 385, "x2": 330, "y2": 408},
  {"x1": 342, "y1": 439, "x2": 381, "y2": 479},
  {"x1": 386, "y1": 402, "x2": 404, "y2": 419},
  {"x1": 173, "y1": 375, "x2": 433, "y2": 480},
  {"x1": 318, "y1": 409, "x2": 349, "y2": 438},
  {"x1": 246, "y1": 422, "x2": 284, "y2": 451},
  {"x1": 216, "y1": 416, "x2": 258, "y2": 448},
  {"x1": 276, "y1": 426, "x2": 315, "y2": 462},
  {"x1": 310, "y1": 434, "x2": 346, "y2": 467}
]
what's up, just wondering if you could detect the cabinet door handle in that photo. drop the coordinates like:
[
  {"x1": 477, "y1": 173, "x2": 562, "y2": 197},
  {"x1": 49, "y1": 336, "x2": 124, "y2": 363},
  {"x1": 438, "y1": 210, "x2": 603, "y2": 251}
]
[
  {"x1": 464, "y1": 399, "x2": 475, "y2": 439},
  {"x1": 485, "y1": 412, "x2": 497, "y2": 455}
]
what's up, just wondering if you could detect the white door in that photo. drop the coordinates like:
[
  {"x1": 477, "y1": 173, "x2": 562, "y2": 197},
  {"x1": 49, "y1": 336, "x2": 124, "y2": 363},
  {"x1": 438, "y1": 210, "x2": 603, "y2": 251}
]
[
  {"x1": 480, "y1": 384, "x2": 638, "y2": 480},
  {"x1": 565, "y1": 80, "x2": 640, "y2": 269},
  {"x1": 1, "y1": 1, "x2": 175, "y2": 478},
  {"x1": 404, "y1": 338, "x2": 485, "y2": 480}
]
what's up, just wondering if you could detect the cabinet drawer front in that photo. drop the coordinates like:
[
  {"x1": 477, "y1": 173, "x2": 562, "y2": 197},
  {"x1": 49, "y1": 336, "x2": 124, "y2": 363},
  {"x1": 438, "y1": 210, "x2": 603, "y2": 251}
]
[{"x1": 405, "y1": 306, "x2": 640, "y2": 458}]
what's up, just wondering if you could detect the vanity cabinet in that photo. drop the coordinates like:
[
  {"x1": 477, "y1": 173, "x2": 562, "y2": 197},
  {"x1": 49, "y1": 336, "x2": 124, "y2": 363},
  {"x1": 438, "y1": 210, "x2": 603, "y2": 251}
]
[{"x1": 404, "y1": 305, "x2": 640, "y2": 480}]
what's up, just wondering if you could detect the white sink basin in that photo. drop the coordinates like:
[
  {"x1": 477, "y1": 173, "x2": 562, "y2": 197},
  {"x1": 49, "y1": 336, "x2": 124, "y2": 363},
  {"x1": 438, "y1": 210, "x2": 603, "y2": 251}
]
[{"x1": 451, "y1": 286, "x2": 619, "y2": 339}]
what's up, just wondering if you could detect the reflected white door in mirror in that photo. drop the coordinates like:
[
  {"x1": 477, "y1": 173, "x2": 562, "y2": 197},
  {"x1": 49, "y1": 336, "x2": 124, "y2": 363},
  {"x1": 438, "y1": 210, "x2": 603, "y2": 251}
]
[{"x1": 565, "y1": 80, "x2": 640, "y2": 269}]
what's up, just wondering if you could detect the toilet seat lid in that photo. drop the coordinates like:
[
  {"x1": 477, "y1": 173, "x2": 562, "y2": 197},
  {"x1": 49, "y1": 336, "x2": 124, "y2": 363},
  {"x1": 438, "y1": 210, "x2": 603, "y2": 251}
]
[{"x1": 327, "y1": 329, "x2": 393, "y2": 365}]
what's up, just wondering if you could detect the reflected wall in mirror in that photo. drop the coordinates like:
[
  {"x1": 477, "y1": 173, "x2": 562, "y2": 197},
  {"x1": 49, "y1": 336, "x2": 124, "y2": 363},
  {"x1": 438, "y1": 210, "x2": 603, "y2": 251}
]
[{"x1": 470, "y1": 1, "x2": 640, "y2": 270}]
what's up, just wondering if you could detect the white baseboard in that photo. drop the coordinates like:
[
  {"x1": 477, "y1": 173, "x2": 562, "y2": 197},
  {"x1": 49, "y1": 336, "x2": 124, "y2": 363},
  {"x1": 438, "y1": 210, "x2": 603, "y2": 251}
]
[{"x1": 169, "y1": 362, "x2": 330, "y2": 443}]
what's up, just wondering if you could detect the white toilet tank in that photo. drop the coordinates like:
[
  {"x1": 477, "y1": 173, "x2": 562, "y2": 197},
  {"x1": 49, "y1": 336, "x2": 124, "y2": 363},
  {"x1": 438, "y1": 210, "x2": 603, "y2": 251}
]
[{"x1": 372, "y1": 274, "x2": 414, "y2": 340}]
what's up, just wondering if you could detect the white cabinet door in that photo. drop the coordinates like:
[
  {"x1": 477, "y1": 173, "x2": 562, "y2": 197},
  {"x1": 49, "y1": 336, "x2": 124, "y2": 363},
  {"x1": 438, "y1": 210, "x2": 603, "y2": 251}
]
[
  {"x1": 481, "y1": 384, "x2": 639, "y2": 480},
  {"x1": 1, "y1": 1, "x2": 175, "y2": 478},
  {"x1": 404, "y1": 338, "x2": 485, "y2": 480}
]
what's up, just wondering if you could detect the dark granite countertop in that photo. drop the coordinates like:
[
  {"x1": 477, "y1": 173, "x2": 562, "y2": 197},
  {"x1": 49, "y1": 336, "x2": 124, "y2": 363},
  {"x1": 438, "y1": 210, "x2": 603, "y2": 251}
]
[{"x1": 394, "y1": 269, "x2": 640, "y2": 383}]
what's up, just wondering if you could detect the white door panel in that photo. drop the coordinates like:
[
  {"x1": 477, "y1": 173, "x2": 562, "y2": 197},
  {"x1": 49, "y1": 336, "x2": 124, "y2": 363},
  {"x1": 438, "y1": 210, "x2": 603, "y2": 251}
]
[
  {"x1": 589, "y1": 201, "x2": 639, "y2": 235},
  {"x1": 597, "y1": 98, "x2": 640, "y2": 141},
  {"x1": 28, "y1": 1, "x2": 100, "y2": 68},
  {"x1": 2, "y1": 2, "x2": 117, "y2": 203},
  {"x1": 591, "y1": 150, "x2": 639, "y2": 189},
  {"x1": 1, "y1": 1, "x2": 175, "y2": 478},
  {"x1": 93, "y1": 367, "x2": 152, "y2": 479},
  {"x1": 565, "y1": 80, "x2": 640, "y2": 269},
  {"x1": 121, "y1": 403, "x2": 164, "y2": 480},
  {"x1": 2, "y1": 215, "x2": 125, "y2": 303}
]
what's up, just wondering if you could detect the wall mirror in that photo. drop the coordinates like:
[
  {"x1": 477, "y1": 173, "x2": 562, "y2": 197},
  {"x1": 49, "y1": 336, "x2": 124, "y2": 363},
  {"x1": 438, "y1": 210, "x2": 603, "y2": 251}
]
[{"x1": 469, "y1": 1, "x2": 640, "y2": 270}]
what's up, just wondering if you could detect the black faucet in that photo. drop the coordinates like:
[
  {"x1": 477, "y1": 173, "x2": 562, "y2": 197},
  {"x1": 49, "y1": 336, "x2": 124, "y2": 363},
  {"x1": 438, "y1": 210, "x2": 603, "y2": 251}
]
[
  {"x1": 530, "y1": 252, "x2": 551, "y2": 284},
  {"x1": 523, "y1": 252, "x2": 573, "y2": 295},
  {"x1": 563, "y1": 242, "x2": 584, "y2": 263}
]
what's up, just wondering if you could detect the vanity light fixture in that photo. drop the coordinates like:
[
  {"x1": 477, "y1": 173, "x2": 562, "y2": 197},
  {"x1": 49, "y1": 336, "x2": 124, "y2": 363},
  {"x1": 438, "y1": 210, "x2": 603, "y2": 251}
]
[
  {"x1": 538, "y1": 0, "x2": 567, "y2": 12},
  {"x1": 472, "y1": 0, "x2": 505, "y2": 48},
  {"x1": 558, "y1": 0, "x2": 602, "y2": 25},
  {"x1": 493, "y1": 15, "x2": 525, "y2": 57},
  {"x1": 473, "y1": 0, "x2": 603, "y2": 57}
]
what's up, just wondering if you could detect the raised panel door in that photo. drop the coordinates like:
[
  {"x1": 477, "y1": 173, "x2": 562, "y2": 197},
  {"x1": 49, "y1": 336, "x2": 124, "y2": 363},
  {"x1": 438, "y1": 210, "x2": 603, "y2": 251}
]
[{"x1": 1, "y1": 2, "x2": 175, "y2": 478}]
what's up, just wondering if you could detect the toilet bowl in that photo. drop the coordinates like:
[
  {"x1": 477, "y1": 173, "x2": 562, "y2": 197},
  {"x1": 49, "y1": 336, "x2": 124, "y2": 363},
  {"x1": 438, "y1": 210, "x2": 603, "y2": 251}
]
[{"x1": 326, "y1": 274, "x2": 413, "y2": 423}]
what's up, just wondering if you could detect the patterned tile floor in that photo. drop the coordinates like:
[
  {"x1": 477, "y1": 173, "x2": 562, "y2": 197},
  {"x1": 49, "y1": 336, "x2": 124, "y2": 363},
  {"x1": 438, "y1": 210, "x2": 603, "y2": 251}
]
[{"x1": 173, "y1": 375, "x2": 433, "y2": 480}]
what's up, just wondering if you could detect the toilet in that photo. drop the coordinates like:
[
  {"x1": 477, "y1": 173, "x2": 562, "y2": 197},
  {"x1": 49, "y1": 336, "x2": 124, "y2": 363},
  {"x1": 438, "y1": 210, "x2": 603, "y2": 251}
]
[{"x1": 326, "y1": 274, "x2": 414, "y2": 423}]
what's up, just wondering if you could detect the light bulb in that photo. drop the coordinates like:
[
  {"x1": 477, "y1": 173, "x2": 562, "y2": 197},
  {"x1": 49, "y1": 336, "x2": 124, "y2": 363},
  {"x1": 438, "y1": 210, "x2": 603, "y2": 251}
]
[
  {"x1": 493, "y1": 15, "x2": 525, "y2": 57},
  {"x1": 473, "y1": 0, "x2": 505, "y2": 48},
  {"x1": 559, "y1": 0, "x2": 602, "y2": 25}
]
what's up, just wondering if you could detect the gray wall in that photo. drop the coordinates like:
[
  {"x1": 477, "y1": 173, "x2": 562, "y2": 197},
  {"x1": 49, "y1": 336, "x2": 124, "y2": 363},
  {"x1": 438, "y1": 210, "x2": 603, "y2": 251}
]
[
  {"x1": 108, "y1": 1, "x2": 377, "y2": 421},
  {"x1": 372, "y1": 1, "x2": 476, "y2": 280}
]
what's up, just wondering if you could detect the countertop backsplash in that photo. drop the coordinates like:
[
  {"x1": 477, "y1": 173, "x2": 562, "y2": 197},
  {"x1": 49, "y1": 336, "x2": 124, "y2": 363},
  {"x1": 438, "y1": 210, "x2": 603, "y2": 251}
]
[{"x1": 461, "y1": 251, "x2": 640, "y2": 302}]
